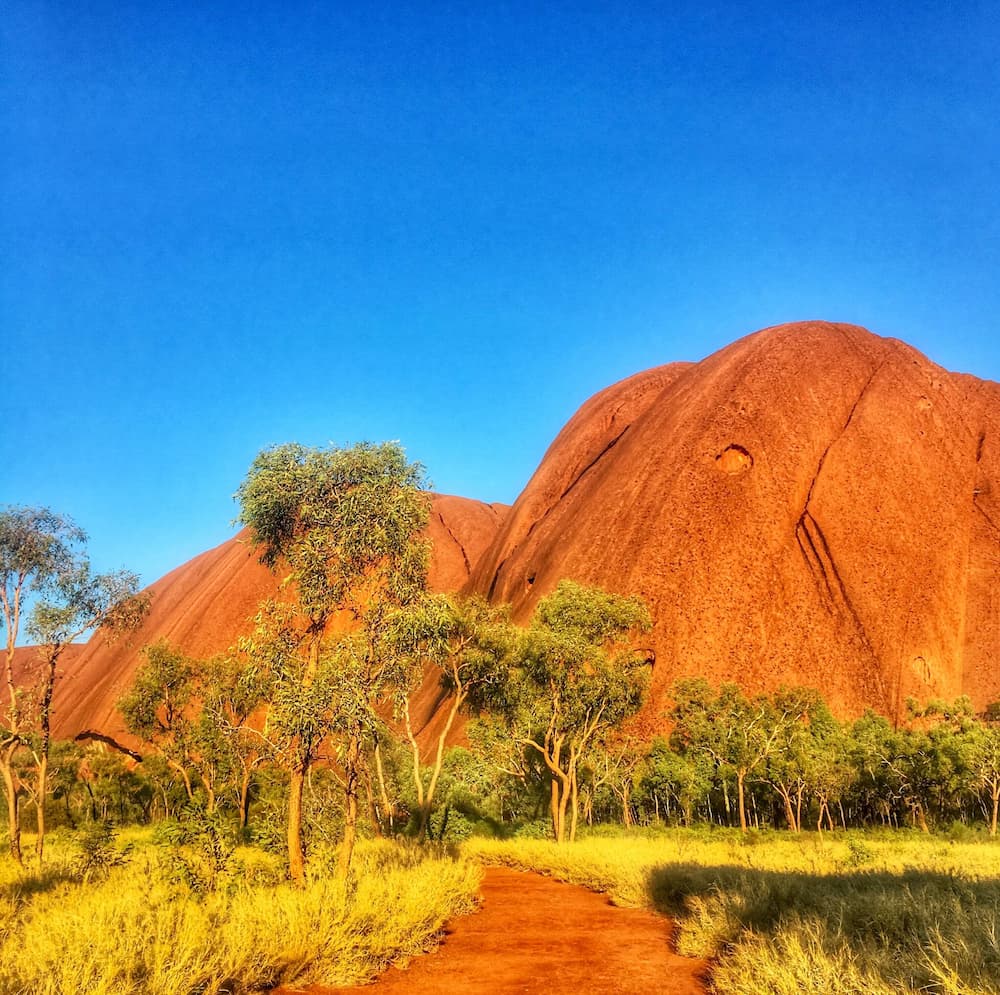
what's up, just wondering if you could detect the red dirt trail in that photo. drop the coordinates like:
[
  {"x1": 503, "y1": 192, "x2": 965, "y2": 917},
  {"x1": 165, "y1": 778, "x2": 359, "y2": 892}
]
[{"x1": 277, "y1": 867, "x2": 708, "y2": 995}]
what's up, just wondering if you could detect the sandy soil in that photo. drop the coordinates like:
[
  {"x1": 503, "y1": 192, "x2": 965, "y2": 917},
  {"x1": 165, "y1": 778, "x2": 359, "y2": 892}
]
[{"x1": 276, "y1": 866, "x2": 708, "y2": 995}]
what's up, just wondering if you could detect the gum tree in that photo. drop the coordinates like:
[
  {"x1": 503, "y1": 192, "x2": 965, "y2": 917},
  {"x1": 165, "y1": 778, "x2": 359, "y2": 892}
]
[
  {"x1": 491, "y1": 580, "x2": 652, "y2": 843},
  {"x1": 970, "y1": 714, "x2": 1000, "y2": 835},
  {"x1": 0, "y1": 508, "x2": 83, "y2": 863},
  {"x1": 1, "y1": 507, "x2": 145, "y2": 864},
  {"x1": 28, "y1": 560, "x2": 147, "y2": 860},
  {"x1": 236, "y1": 441, "x2": 429, "y2": 882},
  {"x1": 670, "y1": 680, "x2": 820, "y2": 833},
  {"x1": 386, "y1": 593, "x2": 514, "y2": 840}
]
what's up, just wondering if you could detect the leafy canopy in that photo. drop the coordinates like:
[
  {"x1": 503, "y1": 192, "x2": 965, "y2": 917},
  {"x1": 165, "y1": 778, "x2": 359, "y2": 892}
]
[{"x1": 235, "y1": 442, "x2": 430, "y2": 628}]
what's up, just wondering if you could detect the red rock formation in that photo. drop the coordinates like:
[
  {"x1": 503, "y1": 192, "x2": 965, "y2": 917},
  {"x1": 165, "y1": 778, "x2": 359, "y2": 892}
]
[
  {"x1": 470, "y1": 321, "x2": 1000, "y2": 721},
  {"x1": 46, "y1": 321, "x2": 1000, "y2": 745},
  {"x1": 54, "y1": 494, "x2": 507, "y2": 747}
]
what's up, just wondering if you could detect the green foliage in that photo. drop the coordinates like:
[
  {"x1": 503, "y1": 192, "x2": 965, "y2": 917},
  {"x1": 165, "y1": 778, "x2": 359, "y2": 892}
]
[
  {"x1": 1, "y1": 504, "x2": 147, "y2": 864},
  {"x1": 234, "y1": 440, "x2": 433, "y2": 881},
  {"x1": 483, "y1": 580, "x2": 652, "y2": 842},
  {"x1": 154, "y1": 807, "x2": 238, "y2": 893},
  {"x1": 235, "y1": 441, "x2": 430, "y2": 628},
  {"x1": 118, "y1": 640, "x2": 195, "y2": 747},
  {"x1": 641, "y1": 736, "x2": 714, "y2": 826},
  {"x1": 670, "y1": 680, "x2": 827, "y2": 831},
  {"x1": 74, "y1": 820, "x2": 131, "y2": 883},
  {"x1": 387, "y1": 593, "x2": 515, "y2": 711}
]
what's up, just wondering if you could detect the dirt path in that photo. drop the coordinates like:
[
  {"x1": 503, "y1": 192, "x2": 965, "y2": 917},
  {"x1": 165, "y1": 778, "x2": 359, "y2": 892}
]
[{"x1": 277, "y1": 866, "x2": 708, "y2": 994}]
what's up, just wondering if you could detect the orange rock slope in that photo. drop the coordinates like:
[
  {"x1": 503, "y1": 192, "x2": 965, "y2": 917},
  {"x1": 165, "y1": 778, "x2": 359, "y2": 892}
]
[
  {"x1": 54, "y1": 494, "x2": 507, "y2": 746},
  {"x1": 469, "y1": 321, "x2": 1000, "y2": 721},
  {"x1": 54, "y1": 321, "x2": 1000, "y2": 744}
]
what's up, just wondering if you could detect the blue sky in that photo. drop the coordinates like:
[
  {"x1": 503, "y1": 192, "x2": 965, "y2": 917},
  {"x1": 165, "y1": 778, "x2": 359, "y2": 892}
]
[{"x1": 3, "y1": 0, "x2": 1000, "y2": 595}]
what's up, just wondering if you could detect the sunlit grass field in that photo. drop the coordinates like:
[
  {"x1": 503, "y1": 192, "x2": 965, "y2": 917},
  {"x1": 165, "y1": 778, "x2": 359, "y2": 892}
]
[
  {"x1": 2, "y1": 825, "x2": 997, "y2": 994},
  {"x1": 466, "y1": 829, "x2": 1000, "y2": 995},
  {"x1": 0, "y1": 830, "x2": 480, "y2": 995}
]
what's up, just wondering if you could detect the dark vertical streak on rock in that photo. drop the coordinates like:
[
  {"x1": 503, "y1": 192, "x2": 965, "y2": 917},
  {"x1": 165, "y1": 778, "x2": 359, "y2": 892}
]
[
  {"x1": 487, "y1": 557, "x2": 508, "y2": 601},
  {"x1": 794, "y1": 361, "x2": 887, "y2": 663},
  {"x1": 437, "y1": 512, "x2": 471, "y2": 576},
  {"x1": 560, "y1": 426, "x2": 630, "y2": 500}
]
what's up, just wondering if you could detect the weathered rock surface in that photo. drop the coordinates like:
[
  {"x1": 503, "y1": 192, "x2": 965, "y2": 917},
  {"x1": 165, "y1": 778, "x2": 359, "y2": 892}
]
[
  {"x1": 45, "y1": 321, "x2": 1000, "y2": 744},
  {"x1": 52, "y1": 494, "x2": 507, "y2": 747},
  {"x1": 469, "y1": 321, "x2": 1000, "y2": 720}
]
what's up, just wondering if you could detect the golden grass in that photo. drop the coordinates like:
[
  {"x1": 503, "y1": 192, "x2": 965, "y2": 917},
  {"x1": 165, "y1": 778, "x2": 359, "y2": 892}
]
[
  {"x1": 465, "y1": 830, "x2": 1000, "y2": 995},
  {"x1": 0, "y1": 835, "x2": 480, "y2": 995}
]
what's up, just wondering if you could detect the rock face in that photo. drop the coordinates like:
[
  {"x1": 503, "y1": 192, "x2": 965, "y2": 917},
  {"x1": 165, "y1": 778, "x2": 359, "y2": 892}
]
[
  {"x1": 53, "y1": 494, "x2": 507, "y2": 746},
  {"x1": 50, "y1": 321, "x2": 1000, "y2": 744},
  {"x1": 469, "y1": 321, "x2": 1000, "y2": 721}
]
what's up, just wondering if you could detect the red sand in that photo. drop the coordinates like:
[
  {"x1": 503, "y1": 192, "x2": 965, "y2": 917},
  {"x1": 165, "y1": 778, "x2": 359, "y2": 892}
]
[{"x1": 277, "y1": 866, "x2": 707, "y2": 995}]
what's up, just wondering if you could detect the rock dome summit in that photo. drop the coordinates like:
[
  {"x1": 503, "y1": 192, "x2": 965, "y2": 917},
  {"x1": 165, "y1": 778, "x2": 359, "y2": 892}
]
[
  {"x1": 54, "y1": 321, "x2": 1000, "y2": 742},
  {"x1": 470, "y1": 320, "x2": 1000, "y2": 722}
]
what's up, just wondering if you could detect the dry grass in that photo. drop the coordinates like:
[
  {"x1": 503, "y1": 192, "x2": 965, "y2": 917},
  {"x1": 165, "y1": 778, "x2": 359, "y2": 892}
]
[
  {"x1": 466, "y1": 830, "x2": 1000, "y2": 995},
  {"x1": 0, "y1": 834, "x2": 480, "y2": 995}
]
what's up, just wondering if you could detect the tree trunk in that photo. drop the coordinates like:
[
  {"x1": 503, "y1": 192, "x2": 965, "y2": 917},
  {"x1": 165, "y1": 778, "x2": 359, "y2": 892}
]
[
  {"x1": 549, "y1": 777, "x2": 561, "y2": 842},
  {"x1": 569, "y1": 767, "x2": 579, "y2": 842},
  {"x1": 737, "y1": 770, "x2": 748, "y2": 833},
  {"x1": 337, "y1": 736, "x2": 361, "y2": 880},
  {"x1": 991, "y1": 784, "x2": 999, "y2": 837},
  {"x1": 373, "y1": 741, "x2": 394, "y2": 835},
  {"x1": 362, "y1": 767, "x2": 382, "y2": 839},
  {"x1": 35, "y1": 753, "x2": 48, "y2": 863},
  {"x1": 287, "y1": 763, "x2": 306, "y2": 886},
  {"x1": 557, "y1": 773, "x2": 571, "y2": 844},
  {"x1": 1, "y1": 745, "x2": 22, "y2": 865},
  {"x1": 778, "y1": 787, "x2": 797, "y2": 832},
  {"x1": 202, "y1": 778, "x2": 216, "y2": 814},
  {"x1": 419, "y1": 693, "x2": 464, "y2": 843},
  {"x1": 239, "y1": 770, "x2": 252, "y2": 829},
  {"x1": 402, "y1": 700, "x2": 427, "y2": 838},
  {"x1": 170, "y1": 761, "x2": 194, "y2": 803},
  {"x1": 35, "y1": 648, "x2": 58, "y2": 863}
]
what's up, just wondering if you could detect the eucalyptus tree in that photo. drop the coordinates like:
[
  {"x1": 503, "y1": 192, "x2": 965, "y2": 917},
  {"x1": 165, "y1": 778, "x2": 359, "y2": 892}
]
[
  {"x1": 119, "y1": 641, "x2": 206, "y2": 805},
  {"x1": 0, "y1": 508, "x2": 83, "y2": 862},
  {"x1": 28, "y1": 561, "x2": 147, "y2": 859},
  {"x1": 0, "y1": 506, "x2": 146, "y2": 863},
  {"x1": 386, "y1": 593, "x2": 514, "y2": 839},
  {"x1": 235, "y1": 441, "x2": 430, "y2": 882},
  {"x1": 969, "y1": 713, "x2": 1000, "y2": 835},
  {"x1": 490, "y1": 580, "x2": 651, "y2": 843},
  {"x1": 670, "y1": 680, "x2": 819, "y2": 833},
  {"x1": 640, "y1": 737, "x2": 714, "y2": 826},
  {"x1": 758, "y1": 688, "x2": 826, "y2": 831}
]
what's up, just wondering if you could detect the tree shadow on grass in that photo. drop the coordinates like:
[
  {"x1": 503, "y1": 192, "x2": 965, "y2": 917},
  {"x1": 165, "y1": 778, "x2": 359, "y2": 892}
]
[
  {"x1": 0, "y1": 862, "x2": 78, "y2": 903},
  {"x1": 645, "y1": 861, "x2": 1000, "y2": 990}
]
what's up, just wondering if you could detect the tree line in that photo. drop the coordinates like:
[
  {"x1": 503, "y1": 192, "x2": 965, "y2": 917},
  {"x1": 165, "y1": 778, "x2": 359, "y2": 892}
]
[{"x1": 4, "y1": 440, "x2": 1000, "y2": 886}]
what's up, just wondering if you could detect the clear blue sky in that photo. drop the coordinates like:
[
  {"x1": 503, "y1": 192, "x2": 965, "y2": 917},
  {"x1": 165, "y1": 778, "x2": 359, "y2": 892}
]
[{"x1": 3, "y1": 0, "x2": 1000, "y2": 593}]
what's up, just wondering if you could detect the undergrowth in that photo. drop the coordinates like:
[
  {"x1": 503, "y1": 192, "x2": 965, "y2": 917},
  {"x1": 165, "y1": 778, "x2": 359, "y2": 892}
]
[{"x1": 0, "y1": 831, "x2": 480, "y2": 995}]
